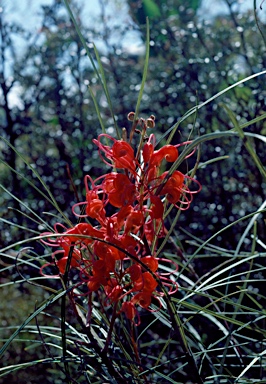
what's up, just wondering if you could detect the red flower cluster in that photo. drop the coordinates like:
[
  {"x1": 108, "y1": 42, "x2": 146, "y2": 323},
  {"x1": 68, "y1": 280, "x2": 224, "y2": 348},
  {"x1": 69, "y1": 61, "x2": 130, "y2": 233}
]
[{"x1": 41, "y1": 114, "x2": 200, "y2": 324}]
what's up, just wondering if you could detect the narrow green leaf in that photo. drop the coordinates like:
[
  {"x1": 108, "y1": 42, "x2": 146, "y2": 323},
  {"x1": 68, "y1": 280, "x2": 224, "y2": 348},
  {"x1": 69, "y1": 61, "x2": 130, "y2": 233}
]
[
  {"x1": 134, "y1": 18, "x2": 150, "y2": 121},
  {"x1": 0, "y1": 290, "x2": 67, "y2": 357},
  {"x1": 222, "y1": 104, "x2": 266, "y2": 180},
  {"x1": 62, "y1": 0, "x2": 119, "y2": 136},
  {"x1": 158, "y1": 69, "x2": 266, "y2": 144},
  {"x1": 0, "y1": 135, "x2": 71, "y2": 226},
  {"x1": 88, "y1": 87, "x2": 106, "y2": 134}
]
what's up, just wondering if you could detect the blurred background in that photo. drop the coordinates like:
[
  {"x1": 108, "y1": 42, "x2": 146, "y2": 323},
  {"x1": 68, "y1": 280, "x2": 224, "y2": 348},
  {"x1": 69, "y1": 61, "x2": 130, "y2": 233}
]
[{"x1": 0, "y1": 0, "x2": 265, "y2": 251}]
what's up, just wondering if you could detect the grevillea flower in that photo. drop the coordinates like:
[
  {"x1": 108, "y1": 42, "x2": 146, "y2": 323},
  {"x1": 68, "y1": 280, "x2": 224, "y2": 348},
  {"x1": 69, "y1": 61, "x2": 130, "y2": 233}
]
[
  {"x1": 148, "y1": 144, "x2": 178, "y2": 168},
  {"x1": 86, "y1": 197, "x2": 106, "y2": 222},
  {"x1": 93, "y1": 134, "x2": 137, "y2": 173},
  {"x1": 56, "y1": 254, "x2": 80, "y2": 275},
  {"x1": 111, "y1": 140, "x2": 136, "y2": 171},
  {"x1": 142, "y1": 135, "x2": 178, "y2": 184},
  {"x1": 121, "y1": 301, "x2": 139, "y2": 324},
  {"x1": 124, "y1": 210, "x2": 144, "y2": 234},
  {"x1": 159, "y1": 170, "x2": 185, "y2": 204},
  {"x1": 149, "y1": 194, "x2": 164, "y2": 220},
  {"x1": 41, "y1": 113, "x2": 201, "y2": 325},
  {"x1": 63, "y1": 223, "x2": 104, "y2": 245},
  {"x1": 141, "y1": 256, "x2": 159, "y2": 272},
  {"x1": 104, "y1": 173, "x2": 136, "y2": 207}
]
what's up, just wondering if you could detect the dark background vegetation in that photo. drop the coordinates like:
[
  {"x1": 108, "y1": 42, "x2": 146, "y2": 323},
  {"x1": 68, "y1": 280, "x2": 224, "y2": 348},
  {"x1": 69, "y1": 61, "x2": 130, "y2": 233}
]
[
  {"x1": 0, "y1": 0, "x2": 265, "y2": 382},
  {"x1": 0, "y1": 0, "x2": 265, "y2": 250}
]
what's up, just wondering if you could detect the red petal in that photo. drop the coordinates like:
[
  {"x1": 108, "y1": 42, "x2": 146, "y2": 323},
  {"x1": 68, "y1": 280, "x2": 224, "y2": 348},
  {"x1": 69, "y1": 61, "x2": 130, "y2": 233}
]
[{"x1": 150, "y1": 145, "x2": 178, "y2": 167}]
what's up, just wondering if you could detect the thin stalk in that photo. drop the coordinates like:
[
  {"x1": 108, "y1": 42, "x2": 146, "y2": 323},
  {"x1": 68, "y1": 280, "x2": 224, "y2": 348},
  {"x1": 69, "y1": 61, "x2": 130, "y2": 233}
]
[
  {"x1": 133, "y1": 18, "x2": 150, "y2": 122},
  {"x1": 62, "y1": 0, "x2": 119, "y2": 137},
  {"x1": 102, "y1": 301, "x2": 118, "y2": 354},
  {"x1": 222, "y1": 104, "x2": 266, "y2": 181}
]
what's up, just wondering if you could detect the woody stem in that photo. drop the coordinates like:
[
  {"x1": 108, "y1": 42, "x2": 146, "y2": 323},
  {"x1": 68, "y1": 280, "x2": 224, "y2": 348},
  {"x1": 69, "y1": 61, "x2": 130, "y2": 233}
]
[{"x1": 102, "y1": 300, "x2": 119, "y2": 354}]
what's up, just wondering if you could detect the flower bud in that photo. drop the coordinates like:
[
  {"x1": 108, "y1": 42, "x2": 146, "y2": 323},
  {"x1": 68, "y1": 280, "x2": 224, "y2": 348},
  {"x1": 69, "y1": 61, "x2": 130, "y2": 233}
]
[
  {"x1": 146, "y1": 118, "x2": 155, "y2": 128},
  {"x1": 127, "y1": 111, "x2": 135, "y2": 121},
  {"x1": 122, "y1": 127, "x2": 127, "y2": 141}
]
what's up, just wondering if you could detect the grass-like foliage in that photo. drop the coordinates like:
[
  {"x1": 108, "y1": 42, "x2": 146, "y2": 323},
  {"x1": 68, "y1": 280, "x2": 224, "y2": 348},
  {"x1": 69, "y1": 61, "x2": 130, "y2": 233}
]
[{"x1": 0, "y1": 2, "x2": 266, "y2": 384}]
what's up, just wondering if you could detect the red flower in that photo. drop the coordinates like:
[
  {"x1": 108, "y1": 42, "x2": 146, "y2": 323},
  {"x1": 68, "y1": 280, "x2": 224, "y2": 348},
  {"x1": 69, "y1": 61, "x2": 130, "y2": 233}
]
[
  {"x1": 87, "y1": 259, "x2": 112, "y2": 291},
  {"x1": 124, "y1": 210, "x2": 144, "y2": 234},
  {"x1": 149, "y1": 194, "x2": 164, "y2": 220},
  {"x1": 41, "y1": 116, "x2": 201, "y2": 325},
  {"x1": 56, "y1": 254, "x2": 80, "y2": 274},
  {"x1": 141, "y1": 256, "x2": 159, "y2": 272},
  {"x1": 143, "y1": 135, "x2": 178, "y2": 177},
  {"x1": 142, "y1": 271, "x2": 158, "y2": 292},
  {"x1": 87, "y1": 275, "x2": 107, "y2": 291},
  {"x1": 93, "y1": 241, "x2": 120, "y2": 265},
  {"x1": 132, "y1": 292, "x2": 152, "y2": 309},
  {"x1": 143, "y1": 141, "x2": 154, "y2": 164},
  {"x1": 118, "y1": 234, "x2": 138, "y2": 258},
  {"x1": 121, "y1": 301, "x2": 138, "y2": 322},
  {"x1": 104, "y1": 173, "x2": 136, "y2": 208},
  {"x1": 149, "y1": 145, "x2": 178, "y2": 168},
  {"x1": 93, "y1": 135, "x2": 137, "y2": 173},
  {"x1": 86, "y1": 197, "x2": 106, "y2": 222},
  {"x1": 111, "y1": 140, "x2": 136, "y2": 172},
  {"x1": 105, "y1": 284, "x2": 123, "y2": 303},
  {"x1": 128, "y1": 264, "x2": 142, "y2": 282},
  {"x1": 159, "y1": 170, "x2": 185, "y2": 204},
  {"x1": 63, "y1": 223, "x2": 104, "y2": 245}
]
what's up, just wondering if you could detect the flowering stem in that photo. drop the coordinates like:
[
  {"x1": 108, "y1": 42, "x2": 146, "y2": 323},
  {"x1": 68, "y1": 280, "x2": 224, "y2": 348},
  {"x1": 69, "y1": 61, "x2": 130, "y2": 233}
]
[
  {"x1": 68, "y1": 292, "x2": 123, "y2": 382},
  {"x1": 130, "y1": 323, "x2": 149, "y2": 384},
  {"x1": 60, "y1": 245, "x2": 75, "y2": 383},
  {"x1": 102, "y1": 301, "x2": 119, "y2": 354},
  {"x1": 135, "y1": 119, "x2": 147, "y2": 161},
  {"x1": 162, "y1": 291, "x2": 204, "y2": 383}
]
